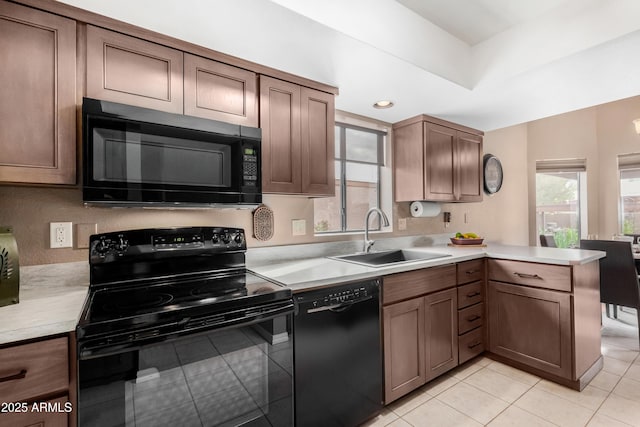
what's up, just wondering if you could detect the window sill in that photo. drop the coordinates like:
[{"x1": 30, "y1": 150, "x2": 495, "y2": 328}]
[{"x1": 314, "y1": 228, "x2": 392, "y2": 238}]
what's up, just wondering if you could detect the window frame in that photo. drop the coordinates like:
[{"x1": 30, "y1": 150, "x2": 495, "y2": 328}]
[
  {"x1": 315, "y1": 121, "x2": 386, "y2": 234},
  {"x1": 535, "y1": 158, "x2": 587, "y2": 248}
]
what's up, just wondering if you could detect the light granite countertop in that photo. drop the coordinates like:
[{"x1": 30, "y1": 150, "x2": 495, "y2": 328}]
[
  {"x1": 0, "y1": 241, "x2": 605, "y2": 345},
  {"x1": 0, "y1": 261, "x2": 89, "y2": 345}
]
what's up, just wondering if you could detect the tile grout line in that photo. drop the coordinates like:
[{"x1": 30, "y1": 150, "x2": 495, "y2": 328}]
[{"x1": 582, "y1": 346, "x2": 638, "y2": 427}]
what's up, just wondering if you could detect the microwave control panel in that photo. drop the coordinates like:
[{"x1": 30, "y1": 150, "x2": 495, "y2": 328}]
[{"x1": 242, "y1": 145, "x2": 259, "y2": 186}]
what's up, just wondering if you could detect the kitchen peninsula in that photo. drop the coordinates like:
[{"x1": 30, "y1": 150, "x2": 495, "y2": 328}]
[{"x1": 1, "y1": 240, "x2": 604, "y2": 420}]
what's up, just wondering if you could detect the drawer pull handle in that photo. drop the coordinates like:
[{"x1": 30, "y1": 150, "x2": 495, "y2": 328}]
[
  {"x1": 466, "y1": 270, "x2": 478, "y2": 275},
  {"x1": 0, "y1": 369, "x2": 27, "y2": 383},
  {"x1": 468, "y1": 341, "x2": 482, "y2": 349},
  {"x1": 467, "y1": 315, "x2": 481, "y2": 322},
  {"x1": 514, "y1": 272, "x2": 542, "y2": 280},
  {"x1": 466, "y1": 291, "x2": 481, "y2": 298}
]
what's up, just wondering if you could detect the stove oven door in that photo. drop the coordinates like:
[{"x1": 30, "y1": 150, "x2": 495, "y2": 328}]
[{"x1": 77, "y1": 316, "x2": 293, "y2": 427}]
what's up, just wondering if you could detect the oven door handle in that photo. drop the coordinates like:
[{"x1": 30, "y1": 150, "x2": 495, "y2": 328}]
[
  {"x1": 183, "y1": 301, "x2": 295, "y2": 332},
  {"x1": 79, "y1": 300, "x2": 295, "y2": 359}
]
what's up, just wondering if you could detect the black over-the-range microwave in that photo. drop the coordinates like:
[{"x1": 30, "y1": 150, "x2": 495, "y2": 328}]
[{"x1": 82, "y1": 97, "x2": 261, "y2": 207}]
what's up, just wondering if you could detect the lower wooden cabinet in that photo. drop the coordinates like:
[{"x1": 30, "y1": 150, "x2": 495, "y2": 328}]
[
  {"x1": 424, "y1": 288, "x2": 458, "y2": 381},
  {"x1": 383, "y1": 298, "x2": 425, "y2": 403},
  {"x1": 0, "y1": 335, "x2": 74, "y2": 427},
  {"x1": 382, "y1": 267, "x2": 458, "y2": 403},
  {"x1": 487, "y1": 258, "x2": 602, "y2": 390},
  {"x1": 488, "y1": 280, "x2": 572, "y2": 379}
]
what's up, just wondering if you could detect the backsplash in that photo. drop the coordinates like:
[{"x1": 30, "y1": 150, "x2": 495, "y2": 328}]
[{"x1": 0, "y1": 185, "x2": 452, "y2": 266}]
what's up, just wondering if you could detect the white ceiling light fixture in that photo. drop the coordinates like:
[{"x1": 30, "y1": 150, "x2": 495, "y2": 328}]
[
  {"x1": 373, "y1": 100, "x2": 394, "y2": 109},
  {"x1": 634, "y1": 119, "x2": 640, "y2": 134}
]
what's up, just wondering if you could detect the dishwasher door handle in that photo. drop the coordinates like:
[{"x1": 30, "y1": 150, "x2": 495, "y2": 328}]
[{"x1": 306, "y1": 295, "x2": 373, "y2": 314}]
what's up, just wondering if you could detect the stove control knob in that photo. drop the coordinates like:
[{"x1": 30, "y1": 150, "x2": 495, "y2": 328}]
[
  {"x1": 221, "y1": 232, "x2": 231, "y2": 244},
  {"x1": 212, "y1": 234, "x2": 220, "y2": 244},
  {"x1": 115, "y1": 236, "x2": 129, "y2": 253},
  {"x1": 94, "y1": 239, "x2": 110, "y2": 256},
  {"x1": 233, "y1": 233, "x2": 243, "y2": 244}
]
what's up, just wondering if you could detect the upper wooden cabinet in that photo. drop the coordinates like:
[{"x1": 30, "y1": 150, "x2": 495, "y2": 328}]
[
  {"x1": 393, "y1": 115, "x2": 483, "y2": 203},
  {"x1": 0, "y1": 0, "x2": 76, "y2": 185},
  {"x1": 86, "y1": 25, "x2": 184, "y2": 114},
  {"x1": 184, "y1": 54, "x2": 258, "y2": 126},
  {"x1": 259, "y1": 75, "x2": 335, "y2": 195}
]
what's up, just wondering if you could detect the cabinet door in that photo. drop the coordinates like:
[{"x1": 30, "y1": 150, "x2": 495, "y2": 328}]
[
  {"x1": 393, "y1": 121, "x2": 424, "y2": 202},
  {"x1": 424, "y1": 288, "x2": 458, "y2": 381},
  {"x1": 86, "y1": 26, "x2": 183, "y2": 113},
  {"x1": 259, "y1": 76, "x2": 302, "y2": 193},
  {"x1": 300, "y1": 87, "x2": 335, "y2": 196},
  {"x1": 184, "y1": 54, "x2": 257, "y2": 126},
  {"x1": 383, "y1": 298, "x2": 425, "y2": 403},
  {"x1": 0, "y1": 1, "x2": 76, "y2": 185},
  {"x1": 424, "y1": 123, "x2": 456, "y2": 201},
  {"x1": 488, "y1": 281, "x2": 572, "y2": 379},
  {"x1": 456, "y1": 131, "x2": 482, "y2": 201}
]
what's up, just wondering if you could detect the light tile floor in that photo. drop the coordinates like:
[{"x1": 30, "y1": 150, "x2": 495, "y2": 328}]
[{"x1": 363, "y1": 308, "x2": 640, "y2": 427}]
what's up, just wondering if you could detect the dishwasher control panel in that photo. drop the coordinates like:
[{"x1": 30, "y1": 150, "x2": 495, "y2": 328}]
[
  {"x1": 296, "y1": 278, "x2": 380, "y2": 310},
  {"x1": 313, "y1": 286, "x2": 370, "y2": 308}
]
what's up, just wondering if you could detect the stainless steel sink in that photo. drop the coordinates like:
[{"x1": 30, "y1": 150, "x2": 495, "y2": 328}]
[{"x1": 329, "y1": 249, "x2": 451, "y2": 267}]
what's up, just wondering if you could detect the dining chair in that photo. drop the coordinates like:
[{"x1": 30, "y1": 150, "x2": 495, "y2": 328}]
[
  {"x1": 580, "y1": 239, "x2": 640, "y2": 347},
  {"x1": 539, "y1": 235, "x2": 557, "y2": 247}
]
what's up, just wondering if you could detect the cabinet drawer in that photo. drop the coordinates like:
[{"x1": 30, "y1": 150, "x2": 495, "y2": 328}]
[
  {"x1": 488, "y1": 259, "x2": 571, "y2": 292},
  {"x1": 383, "y1": 264, "x2": 456, "y2": 305},
  {"x1": 458, "y1": 303, "x2": 484, "y2": 335},
  {"x1": 459, "y1": 328, "x2": 484, "y2": 364},
  {"x1": 457, "y1": 259, "x2": 484, "y2": 285},
  {"x1": 0, "y1": 337, "x2": 68, "y2": 402},
  {"x1": 457, "y1": 281, "x2": 483, "y2": 309}
]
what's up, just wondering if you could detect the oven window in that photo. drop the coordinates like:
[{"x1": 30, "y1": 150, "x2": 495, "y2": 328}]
[
  {"x1": 78, "y1": 320, "x2": 292, "y2": 427},
  {"x1": 91, "y1": 127, "x2": 232, "y2": 188}
]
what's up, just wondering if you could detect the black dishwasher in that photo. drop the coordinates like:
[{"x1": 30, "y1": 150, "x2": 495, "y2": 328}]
[{"x1": 294, "y1": 279, "x2": 382, "y2": 427}]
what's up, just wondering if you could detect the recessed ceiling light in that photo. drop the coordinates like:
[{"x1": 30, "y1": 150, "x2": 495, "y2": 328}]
[{"x1": 373, "y1": 100, "x2": 394, "y2": 109}]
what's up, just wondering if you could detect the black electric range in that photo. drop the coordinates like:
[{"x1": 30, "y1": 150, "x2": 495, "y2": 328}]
[{"x1": 76, "y1": 227, "x2": 294, "y2": 427}]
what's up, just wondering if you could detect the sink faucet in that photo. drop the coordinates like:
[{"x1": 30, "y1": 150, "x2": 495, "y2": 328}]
[{"x1": 363, "y1": 207, "x2": 390, "y2": 253}]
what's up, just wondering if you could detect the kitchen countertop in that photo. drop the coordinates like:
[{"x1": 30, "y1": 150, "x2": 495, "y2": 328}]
[
  {"x1": 249, "y1": 243, "x2": 605, "y2": 292},
  {"x1": 0, "y1": 242, "x2": 604, "y2": 345},
  {"x1": 0, "y1": 261, "x2": 89, "y2": 346}
]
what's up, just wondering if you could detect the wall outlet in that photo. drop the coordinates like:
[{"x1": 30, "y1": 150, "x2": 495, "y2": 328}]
[
  {"x1": 50, "y1": 222, "x2": 73, "y2": 248},
  {"x1": 292, "y1": 219, "x2": 306, "y2": 236},
  {"x1": 398, "y1": 218, "x2": 407, "y2": 231}
]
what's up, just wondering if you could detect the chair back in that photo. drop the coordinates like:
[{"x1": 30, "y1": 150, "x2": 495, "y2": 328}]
[
  {"x1": 540, "y1": 235, "x2": 557, "y2": 247},
  {"x1": 579, "y1": 240, "x2": 640, "y2": 308}
]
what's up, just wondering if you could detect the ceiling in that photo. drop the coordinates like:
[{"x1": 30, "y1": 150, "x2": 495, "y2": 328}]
[{"x1": 60, "y1": 0, "x2": 640, "y2": 131}]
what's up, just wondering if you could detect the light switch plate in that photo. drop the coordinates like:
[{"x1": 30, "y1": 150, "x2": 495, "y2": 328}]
[
  {"x1": 398, "y1": 218, "x2": 407, "y2": 231},
  {"x1": 50, "y1": 222, "x2": 73, "y2": 248},
  {"x1": 77, "y1": 223, "x2": 97, "y2": 249},
  {"x1": 292, "y1": 219, "x2": 306, "y2": 236}
]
